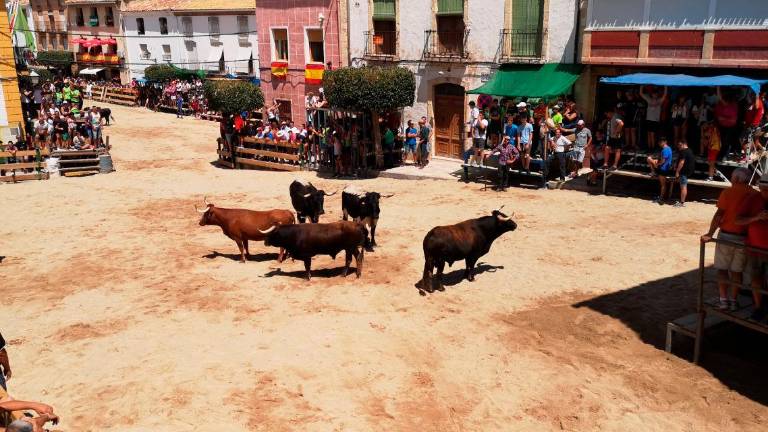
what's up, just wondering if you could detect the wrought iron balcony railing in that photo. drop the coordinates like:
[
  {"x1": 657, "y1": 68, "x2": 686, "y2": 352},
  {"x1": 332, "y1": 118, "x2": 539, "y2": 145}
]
[
  {"x1": 498, "y1": 29, "x2": 545, "y2": 62},
  {"x1": 363, "y1": 30, "x2": 397, "y2": 58},
  {"x1": 423, "y1": 29, "x2": 470, "y2": 60}
]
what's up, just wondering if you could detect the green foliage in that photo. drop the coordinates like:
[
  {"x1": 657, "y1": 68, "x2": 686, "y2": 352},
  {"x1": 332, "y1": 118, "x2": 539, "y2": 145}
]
[
  {"x1": 35, "y1": 68, "x2": 54, "y2": 82},
  {"x1": 35, "y1": 50, "x2": 73, "y2": 65},
  {"x1": 323, "y1": 66, "x2": 415, "y2": 112},
  {"x1": 144, "y1": 64, "x2": 179, "y2": 82},
  {"x1": 203, "y1": 80, "x2": 264, "y2": 115}
]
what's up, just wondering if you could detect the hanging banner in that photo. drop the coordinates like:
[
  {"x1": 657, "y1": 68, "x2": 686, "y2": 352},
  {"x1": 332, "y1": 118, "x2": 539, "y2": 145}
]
[
  {"x1": 305, "y1": 63, "x2": 324, "y2": 85},
  {"x1": 271, "y1": 61, "x2": 288, "y2": 79}
]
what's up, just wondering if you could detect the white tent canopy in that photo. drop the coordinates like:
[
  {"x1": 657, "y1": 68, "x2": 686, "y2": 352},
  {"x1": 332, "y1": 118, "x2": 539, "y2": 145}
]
[{"x1": 78, "y1": 68, "x2": 104, "y2": 75}]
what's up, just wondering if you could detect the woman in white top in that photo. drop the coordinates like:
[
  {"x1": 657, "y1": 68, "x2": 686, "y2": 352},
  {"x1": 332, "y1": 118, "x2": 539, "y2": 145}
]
[{"x1": 639, "y1": 86, "x2": 667, "y2": 151}]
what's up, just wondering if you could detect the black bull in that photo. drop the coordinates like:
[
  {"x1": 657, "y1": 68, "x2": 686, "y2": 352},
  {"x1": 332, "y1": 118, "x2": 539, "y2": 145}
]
[
  {"x1": 261, "y1": 221, "x2": 368, "y2": 280},
  {"x1": 341, "y1": 191, "x2": 394, "y2": 249},
  {"x1": 289, "y1": 180, "x2": 335, "y2": 223},
  {"x1": 417, "y1": 210, "x2": 517, "y2": 293}
]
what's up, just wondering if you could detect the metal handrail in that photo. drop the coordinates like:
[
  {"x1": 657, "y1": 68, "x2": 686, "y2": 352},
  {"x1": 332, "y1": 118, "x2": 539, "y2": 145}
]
[
  {"x1": 499, "y1": 28, "x2": 546, "y2": 60},
  {"x1": 363, "y1": 30, "x2": 397, "y2": 58},
  {"x1": 424, "y1": 29, "x2": 470, "y2": 59}
]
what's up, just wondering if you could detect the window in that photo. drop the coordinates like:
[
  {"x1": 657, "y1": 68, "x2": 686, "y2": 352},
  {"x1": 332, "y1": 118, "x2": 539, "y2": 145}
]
[
  {"x1": 89, "y1": 7, "x2": 99, "y2": 26},
  {"x1": 306, "y1": 28, "x2": 324, "y2": 63},
  {"x1": 371, "y1": 19, "x2": 396, "y2": 56},
  {"x1": 39, "y1": 33, "x2": 47, "y2": 50},
  {"x1": 105, "y1": 7, "x2": 114, "y2": 27},
  {"x1": 50, "y1": 31, "x2": 58, "y2": 49},
  {"x1": 162, "y1": 44, "x2": 171, "y2": 61},
  {"x1": 60, "y1": 34, "x2": 68, "y2": 50},
  {"x1": 139, "y1": 43, "x2": 150, "y2": 59},
  {"x1": 208, "y1": 17, "x2": 220, "y2": 41},
  {"x1": 75, "y1": 7, "x2": 84, "y2": 26},
  {"x1": 181, "y1": 16, "x2": 192, "y2": 36},
  {"x1": 271, "y1": 28, "x2": 288, "y2": 61},
  {"x1": 237, "y1": 16, "x2": 249, "y2": 43},
  {"x1": 185, "y1": 41, "x2": 198, "y2": 68},
  {"x1": 136, "y1": 18, "x2": 145, "y2": 35},
  {"x1": 159, "y1": 17, "x2": 168, "y2": 35},
  {"x1": 436, "y1": 15, "x2": 465, "y2": 55},
  {"x1": 48, "y1": 15, "x2": 55, "y2": 31}
]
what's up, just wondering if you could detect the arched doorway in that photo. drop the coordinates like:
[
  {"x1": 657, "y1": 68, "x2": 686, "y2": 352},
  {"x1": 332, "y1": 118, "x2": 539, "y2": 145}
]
[{"x1": 433, "y1": 83, "x2": 465, "y2": 159}]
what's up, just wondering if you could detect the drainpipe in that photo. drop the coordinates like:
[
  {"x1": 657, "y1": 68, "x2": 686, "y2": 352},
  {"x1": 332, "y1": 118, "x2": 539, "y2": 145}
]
[{"x1": 574, "y1": 0, "x2": 583, "y2": 64}]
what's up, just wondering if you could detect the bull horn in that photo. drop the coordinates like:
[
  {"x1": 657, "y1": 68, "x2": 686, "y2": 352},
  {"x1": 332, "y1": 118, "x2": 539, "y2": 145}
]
[
  {"x1": 259, "y1": 225, "x2": 277, "y2": 234},
  {"x1": 498, "y1": 205, "x2": 505, "y2": 211},
  {"x1": 204, "y1": 196, "x2": 211, "y2": 206},
  {"x1": 303, "y1": 193, "x2": 312, "y2": 198},
  {"x1": 325, "y1": 190, "x2": 337, "y2": 196},
  {"x1": 497, "y1": 214, "x2": 512, "y2": 222},
  {"x1": 194, "y1": 205, "x2": 209, "y2": 214},
  {"x1": 382, "y1": 193, "x2": 395, "y2": 198}
]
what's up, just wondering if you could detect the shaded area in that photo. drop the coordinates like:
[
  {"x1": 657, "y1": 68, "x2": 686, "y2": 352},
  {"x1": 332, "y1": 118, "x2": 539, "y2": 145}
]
[
  {"x1": 263, "y1": 265, "x2": 359, "y2": 280},
  {"x1": 574, "y1": 267, "x2": 768, "y2": 405},
  {"x1": 416, "y1": 262, "x2": 504, "y2": 296},
  {"x1": 203, "y1": 251, "x2": 279, "y2": 263}
]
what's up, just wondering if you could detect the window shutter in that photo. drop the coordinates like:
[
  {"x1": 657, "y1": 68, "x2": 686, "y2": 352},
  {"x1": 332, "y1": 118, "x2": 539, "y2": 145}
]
[
  {"x1": 437, "y1": 0, "x2": 463, "y2": 16},
  {"x1": 373, "y1": 0, "x2": 395, "y2": 19}
]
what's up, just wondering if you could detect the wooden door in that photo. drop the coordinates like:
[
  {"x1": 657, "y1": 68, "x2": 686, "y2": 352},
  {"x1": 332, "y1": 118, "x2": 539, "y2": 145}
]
[{"x1": 434, "y1": 83, "x2": 465, "y2": 159}]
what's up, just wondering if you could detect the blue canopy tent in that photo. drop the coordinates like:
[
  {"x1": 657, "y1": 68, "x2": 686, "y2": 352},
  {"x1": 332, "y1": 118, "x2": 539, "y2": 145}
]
[{"x1": 600, "y1": 73, "x2": 767, "y2": 94}]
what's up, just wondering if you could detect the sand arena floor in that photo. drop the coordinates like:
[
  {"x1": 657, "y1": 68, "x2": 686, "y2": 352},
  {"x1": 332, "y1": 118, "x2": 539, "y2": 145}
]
[{"x1": 2, "y1": 103, "x2": 767, "y2": 431}]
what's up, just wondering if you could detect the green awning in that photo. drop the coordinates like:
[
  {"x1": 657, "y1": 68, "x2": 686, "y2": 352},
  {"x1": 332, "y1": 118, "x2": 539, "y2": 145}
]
[{"x1": 467, "y1": 63, "x2": 583, "y2": 99}]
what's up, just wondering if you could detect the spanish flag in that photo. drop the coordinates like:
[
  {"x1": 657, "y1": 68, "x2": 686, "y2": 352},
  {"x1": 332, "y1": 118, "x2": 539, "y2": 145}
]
[
  {"x1": 305, "y1": 63, "x2": 324, "y2": 85},
  {"x1": 271, "y1": 61, "x2": 288, "y2": 79}
]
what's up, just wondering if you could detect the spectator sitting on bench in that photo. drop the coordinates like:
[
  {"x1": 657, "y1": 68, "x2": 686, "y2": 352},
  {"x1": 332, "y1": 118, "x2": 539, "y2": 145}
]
[
  {"x1": 647, "y1": 137, "x2": 673, "y2": 204},
  {"x1": 588, "y1": 130, "x2": 606, "y2": 186},
  {"x1": 702, "y1": 168, "x2": 755, "y2": 311}
]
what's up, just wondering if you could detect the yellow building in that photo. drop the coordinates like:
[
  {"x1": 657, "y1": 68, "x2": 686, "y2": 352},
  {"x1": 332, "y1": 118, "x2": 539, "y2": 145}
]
[{"x1": 0, "y1": 2, "x2": 24, "y2": 142}]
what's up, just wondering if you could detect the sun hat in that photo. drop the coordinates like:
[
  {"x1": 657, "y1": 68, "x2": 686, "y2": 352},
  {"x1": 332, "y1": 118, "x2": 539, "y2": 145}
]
[
  {"x1": 577, "y1": 119, "x2": 585, "y2": 126},
  {"x1": 516, "y1": 102, "x2": 527, "y2": 108}
]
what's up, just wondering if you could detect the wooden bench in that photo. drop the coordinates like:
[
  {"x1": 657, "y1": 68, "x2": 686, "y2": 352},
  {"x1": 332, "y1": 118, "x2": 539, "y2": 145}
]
[
  {"x1": 602, "y1": 168, "x2": 731, "y2": 194},
  {"x1": 666, "y1": 311, "x2": 725, "y2": 359}
]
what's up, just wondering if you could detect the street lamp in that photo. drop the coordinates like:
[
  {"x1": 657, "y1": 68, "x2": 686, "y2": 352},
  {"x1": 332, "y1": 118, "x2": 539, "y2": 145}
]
[
  {"x1": 318, "y1": 12, "x2": 325, "y2": 25},
  {"x1": 29, "y1": 70, "x2": 39, "y2": 85}
]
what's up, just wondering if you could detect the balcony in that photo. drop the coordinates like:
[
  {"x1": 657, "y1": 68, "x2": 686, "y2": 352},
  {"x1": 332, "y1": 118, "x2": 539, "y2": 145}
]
[
  {"x1": 77, "y1": 52, "x2": 121, "y2": 65},
  {"x1": 162, "y1": 53, "x2": 172, "y2": 61},
  {"x1": 424, "y1": 29, "x2": 470, "y2": 60},
  {"x1": 363, "y1": 31, "x2": 397, "y2": 59},
  {"x1": 499, "y1": 29, "x2": 545, "y2": 63}
]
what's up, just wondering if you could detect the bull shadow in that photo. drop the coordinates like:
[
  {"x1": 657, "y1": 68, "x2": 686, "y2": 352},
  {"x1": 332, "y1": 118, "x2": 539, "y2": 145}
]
[
  {"x1": 263, "y1": 265, "x2": 360, "y2": 280},
  {"x1": 202, "y1": 251, "x2": 279, "y2": 263},
  {"x1": 574, "y1": 266, "x2": 768, "y2": 405},
  {"x1": 416, "y1": 262, "x2": 505, "y2": 295}
]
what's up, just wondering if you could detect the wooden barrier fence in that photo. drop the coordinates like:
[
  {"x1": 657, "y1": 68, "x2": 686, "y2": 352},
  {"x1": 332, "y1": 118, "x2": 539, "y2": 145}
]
[
  {"x1": 218, "y1": 137, "x2": 302, "y2": 172},
  {"x1": 0, "y1": 148, "x2": 50, "y2": 183},
  {"x1": 90, "y1": 86, "x2": 139, "y2": 106}
]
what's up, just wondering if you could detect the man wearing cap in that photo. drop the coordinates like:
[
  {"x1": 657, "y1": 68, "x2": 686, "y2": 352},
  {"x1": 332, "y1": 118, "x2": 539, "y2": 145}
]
[
  {"x1": 571, "y1": 120, "x2": 592, "y2": 178},
  {"x1": 551, "y1": 105, "x2": 563, "y2": 130},
  {"x1": 736, "y1": 173, "x2": 768, "y2": 321}
]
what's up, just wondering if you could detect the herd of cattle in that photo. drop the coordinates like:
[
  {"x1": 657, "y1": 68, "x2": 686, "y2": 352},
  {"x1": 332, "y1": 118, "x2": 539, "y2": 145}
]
[{"x1": 196, "y1": 179, "x2": 517, "y2": 291}]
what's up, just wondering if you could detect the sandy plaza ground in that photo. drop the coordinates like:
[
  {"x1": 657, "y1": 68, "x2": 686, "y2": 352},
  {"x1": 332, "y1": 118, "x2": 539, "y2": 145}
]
[{"x1": 1, "y1": 102, "x2": 768, "y2": 431}]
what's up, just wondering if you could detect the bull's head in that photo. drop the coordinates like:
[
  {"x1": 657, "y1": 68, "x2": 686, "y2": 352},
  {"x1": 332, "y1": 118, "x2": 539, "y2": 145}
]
[
  {"x1": 195, "y1": 196, "x2": 215, "y2": 226},
  {"x1": 303, "y1": 189, "x2": 336, "y2": 222},
  {"x1": 492, "y1": 207, "x2": 517, "y2": 233},
  {"x1": 363, "y1": 192, "x2": 382, "y2": 219}
]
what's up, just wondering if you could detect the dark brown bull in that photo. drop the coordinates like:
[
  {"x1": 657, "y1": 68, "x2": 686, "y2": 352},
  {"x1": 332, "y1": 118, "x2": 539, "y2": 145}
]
[
  {"x1": 196, "y1": 197, "x2": 295, "y2": 263},
  {"x1": 417, "y1": 209, "x2": 517, "y2": 293},
  {"x1": 260, "y1": 221, "x2": 367, "y2": 280}
]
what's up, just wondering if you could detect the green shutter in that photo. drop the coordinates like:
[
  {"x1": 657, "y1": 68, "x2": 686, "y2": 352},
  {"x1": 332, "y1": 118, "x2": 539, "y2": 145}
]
[
  {"x1": 437, "y1": 0, "x2": 463, "y2": 16},
  {"x1": 373, "y1": 0, "x2": 396, "y2": 19},
  {"x1": 511, "y1": 0, "x2": 542, "y2": 32}
]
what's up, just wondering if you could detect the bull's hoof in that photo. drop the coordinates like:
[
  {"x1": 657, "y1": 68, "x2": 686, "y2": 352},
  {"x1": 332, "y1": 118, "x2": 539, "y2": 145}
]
[{"x1": 435, "y1": 283, "x2": 445, "y2": 292}]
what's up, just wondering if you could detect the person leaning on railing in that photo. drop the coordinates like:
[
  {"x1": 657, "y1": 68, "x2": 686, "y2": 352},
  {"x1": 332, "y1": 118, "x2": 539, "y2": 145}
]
[
  {"x1": 702, "y1": 168, "x2": 757, "y2": 311},
  {"x1": 733, "y1": 173, "x2": 768, "y2": 321}
]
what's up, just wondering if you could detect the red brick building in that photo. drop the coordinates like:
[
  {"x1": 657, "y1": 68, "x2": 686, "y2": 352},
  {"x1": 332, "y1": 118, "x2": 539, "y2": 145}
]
[
  {"x1": 575, "y1": 0, "x2": 768, "y2": 122},
  {"x1": 255, "y1": 0, "x2": 345, "y2": 124}
]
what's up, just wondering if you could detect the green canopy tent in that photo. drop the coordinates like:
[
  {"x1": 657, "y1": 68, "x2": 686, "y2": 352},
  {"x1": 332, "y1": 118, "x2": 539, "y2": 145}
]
[
  {"x1": 467, "y1": 63, "x2": 583, "y2": 99},
  {"x1": 170, "y1": 64, "x2": 206, "y2": 80}
]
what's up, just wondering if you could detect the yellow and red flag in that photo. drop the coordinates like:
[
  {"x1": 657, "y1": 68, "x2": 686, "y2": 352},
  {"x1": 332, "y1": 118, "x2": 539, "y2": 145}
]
[
  {"x1": 271, "y1": 61, "x2": 288, "y2": 79},
  {"x1": 305, "y1": 63, "x2": 324, "y2": 85}
]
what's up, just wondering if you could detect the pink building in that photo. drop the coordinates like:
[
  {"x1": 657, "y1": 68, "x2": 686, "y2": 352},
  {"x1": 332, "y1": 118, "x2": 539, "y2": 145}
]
[{"x1": 255, "y1": 0, "x2": 343, "y2": 124}]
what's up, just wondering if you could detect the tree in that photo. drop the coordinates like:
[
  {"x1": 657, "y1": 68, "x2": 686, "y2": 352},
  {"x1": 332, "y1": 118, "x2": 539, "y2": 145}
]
[
  {"x1": 144, "y1": 64, "x2": 178, "y2": 82},
  {"x1": 323, "y1": 67, "x2": 415, "y2": 167},
  {"x1": 35, "y1": 50, "x2": 73, "y2": 66},
  {"x1": 203, "y1": 80, "x2": 264, "y2": 116}
]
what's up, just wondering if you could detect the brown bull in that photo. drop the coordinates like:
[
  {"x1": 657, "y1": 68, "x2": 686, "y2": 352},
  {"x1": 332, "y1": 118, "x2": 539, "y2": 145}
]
[{"x1": 196, "y1": 197, "x2": 295, "y2": 263}]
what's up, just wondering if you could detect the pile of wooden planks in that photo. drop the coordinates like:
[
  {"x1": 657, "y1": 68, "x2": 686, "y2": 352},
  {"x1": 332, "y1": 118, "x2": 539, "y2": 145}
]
[{"x1": 0, "y1": 148, "x2": 50, "y2": 183}]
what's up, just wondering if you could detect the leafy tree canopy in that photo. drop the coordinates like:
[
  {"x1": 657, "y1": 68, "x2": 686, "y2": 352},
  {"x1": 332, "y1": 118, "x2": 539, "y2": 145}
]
[
  {"x1": 323, "y1": 67, "x2": 415, "y2": 112},
  {"x1": 203, "y1": 80, "x2": 264, "y2": 116}
]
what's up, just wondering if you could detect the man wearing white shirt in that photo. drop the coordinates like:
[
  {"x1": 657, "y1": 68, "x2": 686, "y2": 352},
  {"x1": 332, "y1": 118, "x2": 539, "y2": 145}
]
[{"x1": 548, "y1": 128, "x2": 572, "y2": 181}]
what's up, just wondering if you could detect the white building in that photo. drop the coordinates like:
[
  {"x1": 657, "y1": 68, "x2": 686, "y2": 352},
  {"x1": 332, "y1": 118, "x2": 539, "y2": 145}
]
[
  {"x1": 347, "y1": 0, "x2": 580, "y2": 159},
  {"x1": 121, "y1": 0, "x2": 257, "y2": 80}
]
